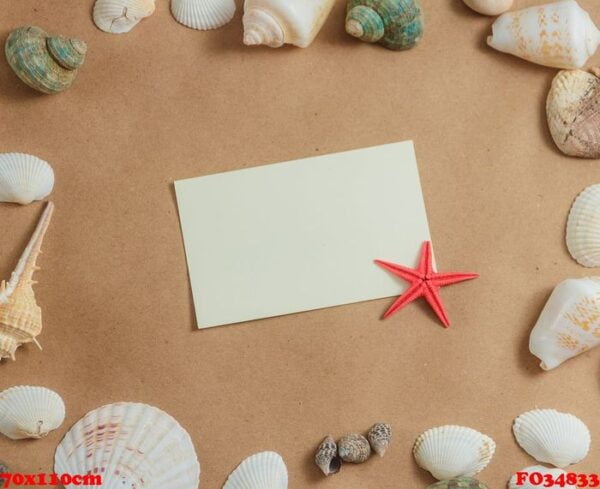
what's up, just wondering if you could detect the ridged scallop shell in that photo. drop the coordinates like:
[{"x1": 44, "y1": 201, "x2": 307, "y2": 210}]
[
  {"x1": 508, "y1": 466, "x2": 576, "y2": 489},
  {"x1": 338, "y1": 433, "x2": 371, "y2": 463},
  {"x1": 413, "y1": 425, "x2": 496, "y2": 481},
  {"x1": 0, "y1": 202, "x2": 54, "y2": 361},
  {"x1": 513, "y1": 409, "x2": 591, "y2": 468},
  {"x1": 428, "y1": 477, "x2": 489, "y2": 489},
  {"x1": 0, "y1": 386, "x2": 65, "y2": 440},
  {"x1": 0, "y1": 153, "x2": 54, "y2": 205},
  {"x1": 223, "y1": 451, "x2": 288, "y2": 489},
  {"x1": 368, "y1": 422, "x2": 392, "y2": 457},
  {"x1": 462, "y1": 0, "x2": 512, "y2": 15},
  {"x1": 93, "y1": 0, "x2": 156, "y2": 34},
  {"x1": 171, "y1": 0, "x2": 236, "y2": 30},
  {"x1": 315, "y1": 435, "x2": 341, "y2": 476},
  {"x1": 566, "y1": 185, "x2": 600, "y2": 266},
  {"x1": 5, "y1": 26, "x2": 86, "y2": 94},
  {"x1": 55, "y1": 402, "x2": 200, "y2": 489}
]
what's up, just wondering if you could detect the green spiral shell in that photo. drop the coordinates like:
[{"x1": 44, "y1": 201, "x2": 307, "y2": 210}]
[
  {"x1": 427, "y1": 477, "x2": 489, "y2": 489},
  {"x1": 5, "y1": 26, "x2": 87, "y2": 94},
  {"x1": 345, "y1": 0, "x2": 424, "y2": 50}
]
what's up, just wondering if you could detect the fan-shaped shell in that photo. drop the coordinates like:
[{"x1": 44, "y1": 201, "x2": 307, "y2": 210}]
[
  {"x1": 428, "y1": 477, "x2": 489, "y2": 489},
  {"x1": 93, "y1": 0, "x2": 156, "y2": 34},
  {"x1": 0, "y1": 153, "x2": 54, "y2": 205},
  {"x1": 5, "y1": 26, "x2": 86, "y2": 94},
  {"x1": 223, "y1": 451, "x2": 287, "y2": 489},
  {"x1": 513, "y1": 409, "x2": 591, "y2": 468},
  {"x1": 171, "y1": 0, "x2": 236, "y2": 30},
  {"x1": 508, "y1": 466, "x2": 576, "y2": 489},
  {"x1": 566, "y1": 184, "x2": 600, "y2": 266},
  {"x1": 55, "y1": 402, "x2": 200, "y2": 489},
  {"x1": 413, "y1": 425, "x2": 496, "y2": 481},
  {"x1": 0, "y1": 386, "x2": 65, "y2": 440}
]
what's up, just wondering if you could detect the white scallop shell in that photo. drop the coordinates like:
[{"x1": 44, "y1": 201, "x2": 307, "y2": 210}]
[
  {"x1": 0, "y1": 153, "x2": 54, "y2": 205},
  {"x1": 508, "y1": 466, "x2": 576, "y2": 489},
  {"x1": 171, "y1": 0, "x2": 236, "y2": 30},
  {"x1": 413, "y1": 425, "x2": 496, "y2": 481},
  {"x1": 566, "y1": 184, "x2": 600, "y2": 267},
  {"x1": 223, "y1": 452, "x2": 288, "y2": 489},
  {"x1": 0, "y1": 386, "x2": 65, "y2": 440},
  {"x1": 93, "y1": 0, "x2": 156, "y2": 34},
  {"x1": 513, "y1": 409, "x2": 591, "y2": 468},
  {"x1": 55, "y1": 402, "x2": 200, "y2": 489}
]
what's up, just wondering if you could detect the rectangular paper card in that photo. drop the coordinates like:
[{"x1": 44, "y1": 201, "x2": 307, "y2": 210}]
[{"x1": 175, "y1": 141, "x2": 431, "y2": 329}]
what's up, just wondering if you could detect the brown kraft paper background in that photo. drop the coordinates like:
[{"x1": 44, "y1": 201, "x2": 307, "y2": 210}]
[{"x1": 1, "y1": 0, "x2": 599, "y2": 487}]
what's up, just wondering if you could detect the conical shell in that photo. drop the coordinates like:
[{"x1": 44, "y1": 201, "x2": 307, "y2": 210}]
[
  {"x1": 0, "y1": 153, "x2": 54, "y2": 205},
  {"x1": 223, "y1": 451, "x2": 287, "y2": 489},
  {"x1": 513, "y1": 409, "x2": 591, "y2": 468},
  {"x1": 529, "y1": 277, "x2": 600, "y2": 370},
  {"x1": 566, "y1": 185, "x2": 600, "y2": 266},
  {"x1": 462, "y1": 0, "x2": 512, "y2": 16},
  {"x1": 338, "y1": 433, "x2": 371, "y2": 463},
  {"x1": 487, "y1": 0, "x2": 600, "y2": 69},
  {"x1": 5, "y1": 26, "x2": 86, "y2": 94},
  {"x1": 547, "y1": 70, "x2": 600, "y2": 159},
  {"x1": 0, "y1": 386, "x2": 65, "y2": 440},
  {"x1": 508, "y1": 466, "x2": 576, "y2": 489},
  {"x1": 368, "y1": 422, "x2": 392, "y2": 457},
  {"x1": 0, "y1": 202, "x2": 54, "y2": 361},
  {"x1": 93, "y1": 0, "x2": 156, "y2": 34},
  {"x1": 413, "y1": 425, "x2": 496, "y2": 481},
  {"x1": 428, "y1": 477, "x2": 489, "y2": 489},
  {"x1": 171, "y1": 0, "x2": 236, "y2": 30},
  {"x1": 315, "y1": 435, "x2": 341, "y2": 476},
  {"x1": 55, "y1": 402, "x2": 200, "y2": 489}
]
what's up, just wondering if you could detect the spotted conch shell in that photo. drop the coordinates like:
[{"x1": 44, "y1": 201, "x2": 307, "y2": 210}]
[{"x1": 0, "y1": 202, "x2": 54, "y2": 361}]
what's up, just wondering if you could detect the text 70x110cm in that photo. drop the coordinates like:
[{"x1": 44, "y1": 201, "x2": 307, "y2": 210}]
[{"x1": 0, "y1": 473, "x2": 102, "y2": 487}]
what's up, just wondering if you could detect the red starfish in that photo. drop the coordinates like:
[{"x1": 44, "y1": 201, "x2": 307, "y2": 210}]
[{"x1": 375, "y1": 241, "x2": 478, "y2": 328}]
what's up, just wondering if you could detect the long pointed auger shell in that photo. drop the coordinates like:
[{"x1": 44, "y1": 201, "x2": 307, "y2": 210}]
[
  {"x1": 0, "y1": 202, "x2": 54, "y2": 361},
  {"x1": 223, "y1": 452, "x2": 288, "y2": 489}
]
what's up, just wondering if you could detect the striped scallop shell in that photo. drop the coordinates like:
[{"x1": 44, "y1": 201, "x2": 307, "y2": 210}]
[
  {"x1": 513, "y1": 409, "x2": 590, "y2": 468},
  {"x1": 223, "y1": 452, "x2": 288, "y2": 489},
  {"x1": 413, "y1": 425, "x2": 496, "y2": 481},
  {"x1": 55, "y1": 402, "x2": 200, "y2": 489},
  {"x1": 171, "y1": 0, "x2": 236, "y2": 30},
  {"x1": 0, "y1": 386, "x2": 65, "y2": 440},
  {"x1": 566, "y1": 184, "x2": 600, "y2": 267},
  {"x1": 93, "y1": 0, "x2": 156, "y2": 34},
  {"x1": 508, "y1": 466, "x2": 576, "y2": 489},
  {"x1": 0, "y1": 153, "x2": 54, "y2": 205}
]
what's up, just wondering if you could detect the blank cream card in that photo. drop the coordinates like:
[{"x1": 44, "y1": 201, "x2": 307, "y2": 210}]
[{"x1": 175, "y1": 141, "x2": 431, "y2": 329}]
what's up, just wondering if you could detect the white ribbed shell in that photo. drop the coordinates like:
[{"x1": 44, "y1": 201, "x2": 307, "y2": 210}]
[
  {"x1": 0, "y1": 153, "x2": 54, "y2": 205},
  {"x1": 55, "y1": 402, "x2": 200, "y2": 489},
  {"x1": 171, "y1": 0, "x2": 236, "y2": 30},
  {"x1": 0, "y1": 386, "x2": 65, "y2": 440},
  {"x1": 413, "y1": 425, "x2": 496, "y2": 481},
  {"x1": 93, "y1": 0, "x2": 156, "y2": 34},
  {"x1": 513, "y1": 409, "x2": 591, "y2": 468},
  {"x1": 508, "y1": 465, "x2": 576, "y2": 489},
  {"x1": 566, "y1": 184, "x2": 600, "y2": 267},
  {"x1": 223, "y1": 452, "x2": 287, "y2": 489}
]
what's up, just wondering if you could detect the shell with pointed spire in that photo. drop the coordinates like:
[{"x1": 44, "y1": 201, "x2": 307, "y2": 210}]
[
  {"x1": 345, "y1": 0, "x2": 424, "y2": 50},
  {"x1": 93, "y1": 0, "x2": 156, "y2": 34},
  {"x1": 487, "y1": 0, "x2": 600, "y2": 69},
  {"x1": 368, "y1": 422, "x2": 392, "y2": 456},
  {"x1": 315, "y1": 435, "x2": 341, "y2": 476},
  {"x1": 223, "y1": 452, "x2": 288, "y2": 489},
  {"x1": 171, "y1": 0, "x2": 236, "y2": 30},
  {"x1": 0, "y1": 202, "x2": 54, "y2": 361},
  {"x1": 0, "y1": 153, "x2": 54, "y2": 205},
  {"x1": 5, "y1": 26, "x2": 87, "y2": 94},
  {"x1": 0, "y1": 386, "x2": 65, "y2": 440}
]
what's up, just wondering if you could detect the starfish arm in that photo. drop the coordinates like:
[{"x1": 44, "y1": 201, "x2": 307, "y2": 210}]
[
  {"x1": 382, "y1": 282, "x2": 424, "y2": 319},
  {"x1": 375, "y1": 259, "x2": 423, "y2": 282},
  {"x1": 423, "y1": 283, "x2": 451, "y2": 328},
  {"x1": 429, "y1": 271, "x2": 479, "y2": 287},
  {"x1": 419, "y1": 241, "x2": 434, "y2": 276}
]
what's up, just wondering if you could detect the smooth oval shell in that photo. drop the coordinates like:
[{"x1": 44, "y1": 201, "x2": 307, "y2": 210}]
[
  {"x1": 547, "y1": 70, "x2": 600, "y2": 158},
  {"x1": 338, "y1": 433, "x2": 371, "y2": 463},
  {"x1": 223, "y1": 451, "x2": 287, "y2": 489},
  {"x1": 513, "y1": 409, "x2": 591, "y2": 468},
  {"x1": 0, "y1": 386, "x2": 65, "y2": 440},
  {"x1": 55, "y1": 402, "x2": 201, "y2": 489},
  {"x1": 93, "y1": 0, "x2": 155, "y2": 34},
  {"x1": 0, "y1": 153, "x2": 54, "y2": 205},
  {"x1": 428, "y1": 477, "x2": 489, "y2": 489},
  {"x1": 508, "y1": 466, "x2": 576, "y2": 489},
  {"x1": 368, "y1": 422, "x2": 392, "y2": 457},
  {"x1": 171, "y1": 0, "x2": 236, "y2": 30},
  {"x1": 413, "y1": 425, "x2": 496, "y2": 481},
  {"x1": 462, "y1": 0, "x2": 512, "y2": 15},
  {"x1": 315, "y1": 435, "x2": 341, "y2": 476},
  {"x1": 5, "y1": 26, "x2": 86, "y2": 94},
  {"x1": 566, "y1": 185, "x2": 600, "y2": 266}
]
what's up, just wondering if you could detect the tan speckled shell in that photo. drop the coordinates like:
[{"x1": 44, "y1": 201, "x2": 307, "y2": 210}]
[
  {"x1": 368, "y1": 422, "x2": 392, "y2": 457},
  {"x1": 315, "y1": 435, "x2": 340, "y2": 476},
  {"x1": 338, "y1": 433, "x2": 371, "y2": 463}
]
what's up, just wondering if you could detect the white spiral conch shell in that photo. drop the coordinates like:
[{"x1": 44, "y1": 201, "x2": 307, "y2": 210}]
[
  {"x1": 413, "y1": 425, "x2": 496, "y2": 480},
  {"x1": 223, "y1": 452, "x2": 288, "y2": 489},
  {"x1": 0, "y1": 386, "x2": 65, "y2": 440},
  {"x1": 171, "y1": 0, "x2": 236, "y2": 30},
  {"x1": 508, "y1": 466, "x2": 577, "y2": 489},
  {"x1": 566, "y1": 185, "x2": 600, "y2": 266},
  {"x1": 513, "y1": 409, "x2": 591, "y2": 468},
  {"x1": 0, "y1": 153, "x2": 54, "y2": 205},
  {"x1": 487, "y1": 0, "x2": 600, "y2": 69},
  {"x1": 93, "y1": 0, "x2": 156, "y2": 33}
]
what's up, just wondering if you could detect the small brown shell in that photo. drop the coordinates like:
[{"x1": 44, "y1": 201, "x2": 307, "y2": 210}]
[
  {"x1": 368, "y1": 422, "x2": 392, "y2": 457},
  {"x1": 315, "y1": 435, "x2": 341, "y2": 476},
  {"x1": 338, "y1": 433, "x2": 371, "y2": 463}
]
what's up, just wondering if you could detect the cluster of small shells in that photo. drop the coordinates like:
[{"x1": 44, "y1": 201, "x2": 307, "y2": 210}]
[{"x1": 314, "y1": 423, "x2": 392, "y2": 476}]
